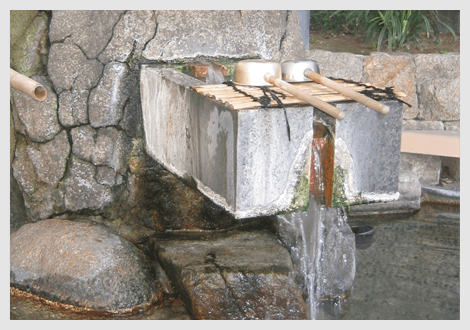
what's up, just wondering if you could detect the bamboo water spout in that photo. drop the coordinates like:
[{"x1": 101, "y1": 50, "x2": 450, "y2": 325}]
[{"x1": 10, "y1": 69, "x2": 47, "y2": 101}]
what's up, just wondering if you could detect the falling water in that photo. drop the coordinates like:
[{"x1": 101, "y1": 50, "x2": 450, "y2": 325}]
[{"x1": 275, "y1": 140, "x2": 356, "y2": 320}]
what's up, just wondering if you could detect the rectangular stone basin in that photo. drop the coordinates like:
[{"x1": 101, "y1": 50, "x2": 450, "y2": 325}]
[{"x1": 140, "y1": 65, "x2": 403, "y2": 218}]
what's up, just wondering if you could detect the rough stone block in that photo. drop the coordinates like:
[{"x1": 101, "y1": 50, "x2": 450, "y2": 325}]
[
  {"x1": 49, "y1": 10, "x2": 123, "y2": 59},
  {"x1": 400, "y1": 153, "x2": 441, "y2": 186},
  {"x1": 10, "y1": 76, "x2": 61, "y2": 143},
  {"x1": 402, "y1": 120, "x2": 444, "y2": 131},
  {"x1": 64, "y1": 155, "x2": 113, "y2": 212},
  {"x1": 415, "y1": 53, "x2": 460, "y2": 121},
  {"x1": 363, "y1": 53, "x2": 418, "y2": 119},
  {"x1": 154, "y1": 230, "x2": 306, "y2": 320},
  {"x1": 89, "y1": 62, "x2": 129, "y2": 128},
  {"x1": 308, "y1": 50, "x2": 365, "y2": 82},
  {"x1": 141, "y1": 66, "x2": 313, "y2": 219},
  {"x1": 142, "y1": 10, "x2": 304, "y2": 61},
  {"x1": 99, "y1": 10, "x2": 157, "y2": 63}
]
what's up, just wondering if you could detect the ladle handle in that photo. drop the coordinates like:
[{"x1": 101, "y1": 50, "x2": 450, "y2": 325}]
[
  {"x1": 305, "y1": 70, "x2": 389, "y2": 115},
  {"x1": 264, "y1": 74, "x2": 346, "y2": 120}
]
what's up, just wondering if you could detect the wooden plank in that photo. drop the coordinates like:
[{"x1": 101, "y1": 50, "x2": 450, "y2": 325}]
[{"x1": 401, "y1": 130, "x2": 460, "y2": 158}]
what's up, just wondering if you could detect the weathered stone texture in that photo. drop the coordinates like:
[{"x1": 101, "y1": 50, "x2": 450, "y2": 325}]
[
  {"x1": 155, "y1": 230, "x2": 306, "y2": 320},
  {"x1": 400, "y1": 153, "x2": 442, "y2": 186},
  {"x1": 58, "y1": 89, "x2": 89, "y2": 127},
  {"x1": 363, "y1": 53, "x2": 418, "y2": 119},
  {"x1": 10, "y1": 76, "x2": 61, "y2": 143},
  {"x1": 10, "y1": 219, "x2": 160, "y2": 311},
  {"x1": 26, "y1": 130, "x2": 70, "y2": 188},
  {"x1": 64, "y1": 155, "x2": 114, "y2": 212},
  {"x1": 415, "y1": 53, "x2": 460, "y2": 121},
  {"x1": 49, "y1": 10, "x2": 124, "y2": 59},
  {"x1": 12, "y1": 134, "x2": 69, "y2": 221},
  {"x1": 279, "y1": 10, "x2": 308, "y2": 61},
  {"x1": 444, "y1": 121, "x2": 460, "y2": 131},
  {"x1": 308, "y1": 50, "x2": 365, "y2": 82},
  {"x1": 89, "y1": 62, "x2": 130, "y2": 128},
  {"x1": 402, "y1": 120, "x2": 445, "y2": 131},
  {"x1": 71, "y1": 125, "x2": 132, "y2": 175},
  {"x1": 48, "y1": 39, "x2": 104, "y2": 93},
  {"x1": 10, "y1": 11, "x2": 49, "y2": 77},
  {"x1": 10, "y1": 10, "x2": 38, "y2": 49},
  {"x1": 143, "y1": 10, "x2": 303, "y2": 61},
  {"x1": 99, "y1": 10, "x2": 157, "y2": 63}
]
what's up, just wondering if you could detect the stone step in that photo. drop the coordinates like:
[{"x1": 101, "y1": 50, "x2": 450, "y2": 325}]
[{"x1": 401, "y1": 130, "x2": 460, "y2": 158}]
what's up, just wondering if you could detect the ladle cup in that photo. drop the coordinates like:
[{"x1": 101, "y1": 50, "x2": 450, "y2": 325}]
[
  {"x1": 234, "y1": 59, "x2": 346, "y2": 120},
  {"x1": 281, "y1": 59, "x2": 389, "y2": 115}
]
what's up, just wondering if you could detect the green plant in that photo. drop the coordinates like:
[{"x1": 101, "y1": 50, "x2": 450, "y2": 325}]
[
  {"x1": 310, "y1": 10, "x2": 353, "y2": 32},
  {"x1": 331, "y1": 10, "x2": 457, "y2": 52}
]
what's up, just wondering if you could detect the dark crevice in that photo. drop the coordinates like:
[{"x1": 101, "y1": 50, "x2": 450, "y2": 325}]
[{"x1": 279, "y1": 11, "x2": 290, "y2": 51}]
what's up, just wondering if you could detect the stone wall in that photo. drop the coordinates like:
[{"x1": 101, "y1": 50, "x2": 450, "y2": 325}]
[
  {"x1": 11, "y1": 11, "x2": 459, "y2": 229},
  {"x1": 10, "y1": 10, "x2": 307, "y2": 229},
  {"x1": 308, "y1": 50, "x2": 460, "y2": 185}
]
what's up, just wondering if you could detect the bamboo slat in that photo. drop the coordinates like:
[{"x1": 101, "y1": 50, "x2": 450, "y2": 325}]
[{"x1": 191, "y1": 80, "x2": 405, "y2": 111}]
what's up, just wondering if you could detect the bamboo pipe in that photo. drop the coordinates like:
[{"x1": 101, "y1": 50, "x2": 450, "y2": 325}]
[
  {"x1": 264, "y1": 73, "x2": 346, "y2": 120},
  {"x1": 304, "y1": 69, "x2": 389, "y2": 115},
  {"x1": 10, "y1": 69, "x2": 47, "y2": 101}
]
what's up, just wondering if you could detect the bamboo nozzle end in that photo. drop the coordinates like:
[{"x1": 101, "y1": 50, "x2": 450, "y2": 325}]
[{"x1": 34, "y1": 86, "x2": 47, "y2": 101}]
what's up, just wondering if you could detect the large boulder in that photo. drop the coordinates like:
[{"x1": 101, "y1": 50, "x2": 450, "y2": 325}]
[
  {"x1": 10, "y1": 219, "x2": 161, "y2": 311},
  {"x1": 154, "y1": 230, "x2": 307, "y2": 320}
]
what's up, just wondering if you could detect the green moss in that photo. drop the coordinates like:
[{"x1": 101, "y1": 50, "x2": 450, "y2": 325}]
[{"x1": 331, "y1": 166, "x2": 348, "y2": 209}]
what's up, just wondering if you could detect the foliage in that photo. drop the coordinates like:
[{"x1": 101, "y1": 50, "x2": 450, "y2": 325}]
[
  {"x1": 310, "y1": 10, "x2": 355, "y2": 33},
  {"x1": 325, "y1": 10, "x2": 457, "y2": 52}
]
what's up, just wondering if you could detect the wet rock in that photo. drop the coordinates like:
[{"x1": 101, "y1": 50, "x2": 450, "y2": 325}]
[
  {"x1": 10, "y1": 11, "x2": 49, "y2": 77},
  {"x1": 143, "y1": 10, "x2": 303, "y2": 61},
  {"x1": 400, "y1": 153, "x2": 441, "y2": 186},
  {"x1": 26, "y1": 130, "x2": 70, "y2": 188},
  {"x1": 415, "y1": 53, "x2": 460, "y2": 121},
  {"x1": 89, "y1": 62, "x2": 130, "y2": 128},
  {"x1": 48, "y1": 38, "x2": 104, "y2": 93},
  {"x1": 10, "y1": 76, "x2": 60, "y2": 143},
  {"x1": 129, "y1": 153, "x2": 260, "y2": 232},
  {"x1": 363, "y1": 53, "x2": 418, "y2": 119},
  {"x1": 49, "y1": 10, "x2": 123, "y2": 59},
  {"x1": 308, "y1": 50, "x2": 365, "y2": 82},
  {"x1": 58, "y1": 89, "x2": 90, "y2": 127},
  {"x1": 154, "y1": 230, "x2": 306, "y2": 320},
  {"x1": 64, "y1": 155, "x2": 113, "y2": 212},
  {"x1": 402, "y1": 120, "x2": 445, "y2": 131},
  {"x1": 10, "y1": 219, "x2": 160, "y2": 311},
  {"x1": 99, "y1": 10, "x2": 157, "y2": 63}
]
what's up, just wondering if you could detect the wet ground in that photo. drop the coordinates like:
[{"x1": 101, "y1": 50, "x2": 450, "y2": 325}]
[
  {"x1": 10, "y1": 203, "x2": 459, "y2": 320},
  {"x1": 316, "y1": 203, "x2": 460, "y2": 320}
]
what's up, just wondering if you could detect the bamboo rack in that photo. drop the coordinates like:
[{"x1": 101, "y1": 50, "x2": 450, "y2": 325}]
[{"x1": 191, "y1": 80, "x2": 405, "y2": 111}]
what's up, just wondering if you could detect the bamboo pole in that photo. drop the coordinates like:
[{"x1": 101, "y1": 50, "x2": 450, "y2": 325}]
[{"x1": 10, "y1": 68, "x2": 47, "y2": 101}]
